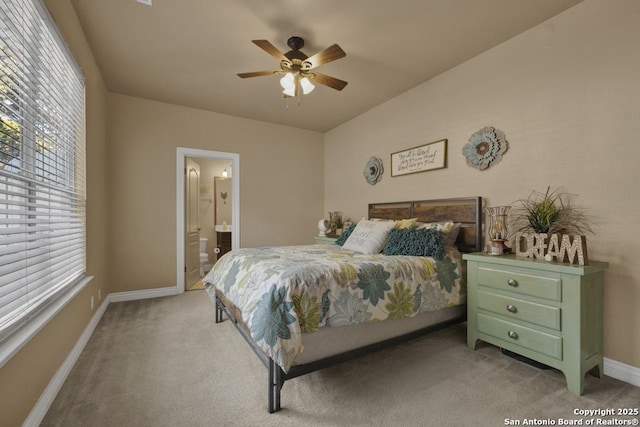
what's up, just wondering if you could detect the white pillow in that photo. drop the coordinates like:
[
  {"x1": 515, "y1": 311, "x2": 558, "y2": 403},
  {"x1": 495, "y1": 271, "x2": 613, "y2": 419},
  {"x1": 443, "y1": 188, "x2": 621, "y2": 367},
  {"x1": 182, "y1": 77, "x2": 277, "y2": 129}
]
[
  {"x1": 416, "y1": 220, "x2": 459, "y2": 246},
  {"x1": 342, "y1": 219, "x2": 396, "y2": 254}
]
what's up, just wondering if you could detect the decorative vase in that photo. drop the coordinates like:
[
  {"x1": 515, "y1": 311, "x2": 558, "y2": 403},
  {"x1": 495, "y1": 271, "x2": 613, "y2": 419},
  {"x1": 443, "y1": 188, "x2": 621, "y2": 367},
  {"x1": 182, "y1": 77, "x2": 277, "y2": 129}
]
[
  {"x1": 328, "y1": 211, "x2": 343, "y2": 235},
  {"x1": 318, "y1": 219, "x2": 329, "y2": 236}
]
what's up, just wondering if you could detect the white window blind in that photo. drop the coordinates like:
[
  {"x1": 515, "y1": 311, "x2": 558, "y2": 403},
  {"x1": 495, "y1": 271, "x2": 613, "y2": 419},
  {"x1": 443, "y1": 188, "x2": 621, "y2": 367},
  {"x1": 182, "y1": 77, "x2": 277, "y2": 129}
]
[{"x1": 0, "y1": 0, "x2": 86, "y2": 342}]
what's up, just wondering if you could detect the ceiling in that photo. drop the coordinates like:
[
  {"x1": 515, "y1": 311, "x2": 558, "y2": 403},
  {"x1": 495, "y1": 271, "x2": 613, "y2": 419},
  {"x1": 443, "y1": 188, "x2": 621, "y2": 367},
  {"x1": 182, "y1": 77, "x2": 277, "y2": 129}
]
[{"x1": 69, "y1": 0, "x2": 584, "y2": 132}]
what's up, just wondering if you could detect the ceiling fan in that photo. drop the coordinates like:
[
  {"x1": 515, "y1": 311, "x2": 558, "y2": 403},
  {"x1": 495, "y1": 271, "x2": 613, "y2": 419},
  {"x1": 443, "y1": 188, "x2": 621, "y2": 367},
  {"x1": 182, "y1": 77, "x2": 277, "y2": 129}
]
[{"x1": 237, "y1": 36, "x2": 348, "y2": 97}]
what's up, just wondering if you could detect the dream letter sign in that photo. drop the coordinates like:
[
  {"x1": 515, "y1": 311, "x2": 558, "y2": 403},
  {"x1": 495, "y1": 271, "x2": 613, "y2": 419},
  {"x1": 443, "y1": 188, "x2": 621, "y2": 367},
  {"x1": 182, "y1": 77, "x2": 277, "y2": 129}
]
[{"x1": 515, "y1": 233, "x2": 588, "y2": 265}]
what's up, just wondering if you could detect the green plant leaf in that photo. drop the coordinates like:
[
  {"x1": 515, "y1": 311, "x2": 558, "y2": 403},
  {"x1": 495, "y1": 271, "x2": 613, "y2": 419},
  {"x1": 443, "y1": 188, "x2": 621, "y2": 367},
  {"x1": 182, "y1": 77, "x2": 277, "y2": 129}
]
[{"x1": 510, "y1": 186, "x2": 593, "y2": 235}]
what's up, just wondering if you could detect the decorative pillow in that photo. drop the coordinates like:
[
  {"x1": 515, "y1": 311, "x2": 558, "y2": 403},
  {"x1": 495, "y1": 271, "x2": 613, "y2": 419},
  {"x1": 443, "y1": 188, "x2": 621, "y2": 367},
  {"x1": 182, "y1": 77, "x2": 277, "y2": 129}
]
[
  {"x1": 395, "y1": 218, "x2": 418, "y2": 229},
  {"x1": 335, "y1": 224, "x2": 356, "y2": 246},
  {"x1": 342, "y1": 219, "x2": 396, "y2": 254},
  {"x1": 416, "y1": 220, "x2": 454, "y2": 234},
  {"x1": 445, "y1": 223, "x2": 462, "y2": 247},
  {"x1": 383, "y1": 227, "x2": 446, "y2": 259}
]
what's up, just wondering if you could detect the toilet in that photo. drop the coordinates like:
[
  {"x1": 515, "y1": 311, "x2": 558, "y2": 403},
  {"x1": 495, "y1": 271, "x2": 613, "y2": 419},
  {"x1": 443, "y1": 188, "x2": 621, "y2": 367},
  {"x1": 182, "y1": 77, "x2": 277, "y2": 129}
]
[{"x1": 199, "y1": 237, "x2": 209, "y2": 277}]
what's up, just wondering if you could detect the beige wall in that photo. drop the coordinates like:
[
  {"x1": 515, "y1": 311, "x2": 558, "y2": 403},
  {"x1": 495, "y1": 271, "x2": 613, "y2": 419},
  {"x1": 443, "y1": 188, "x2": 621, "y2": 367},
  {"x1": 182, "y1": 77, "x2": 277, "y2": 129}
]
[
  {"x1": 325, "y1": 0, "x2": 640, "y2": 368},
  {"x1": 107, "y1": 94, "x2": 324, "y2": 293},
  {"x1": 0, "y1": 1, "x2": 110, "y2": 426}
]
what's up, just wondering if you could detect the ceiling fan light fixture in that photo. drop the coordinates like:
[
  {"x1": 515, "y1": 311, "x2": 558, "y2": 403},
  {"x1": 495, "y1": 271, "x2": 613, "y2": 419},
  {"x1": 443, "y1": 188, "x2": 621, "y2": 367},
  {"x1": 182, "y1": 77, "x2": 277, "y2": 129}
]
[
  {"x1": 300, "y1": 77, "x2": 315, "y2": 94},
  {"x1": 280, "y1": 73, "x2": 295, "y2": 90}
]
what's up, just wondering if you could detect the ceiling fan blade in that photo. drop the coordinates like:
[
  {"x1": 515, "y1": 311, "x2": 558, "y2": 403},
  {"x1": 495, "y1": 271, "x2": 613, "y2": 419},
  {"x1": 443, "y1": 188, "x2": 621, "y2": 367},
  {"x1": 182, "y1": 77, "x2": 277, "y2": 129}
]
[
  {"x1": 237, "y1": 70, "x2": 279, "y2": 78},
  {"x1": 310, "y1": 72, "x2": 348, "y2": 91},
  {"x1": 303, "y1": 44, "x2": 346, "y2": 69},
  {"x1": 252, "y1": 40, "x2": 287, "y2": 62}
]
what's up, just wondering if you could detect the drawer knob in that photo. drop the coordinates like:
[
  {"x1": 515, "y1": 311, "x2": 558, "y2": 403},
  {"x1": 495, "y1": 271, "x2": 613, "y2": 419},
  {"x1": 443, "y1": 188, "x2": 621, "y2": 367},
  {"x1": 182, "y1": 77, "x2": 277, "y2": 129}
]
[
  {"x1": 507, "y1": 278, "x2": 518, "y2": 287},
  {"x1": 506, "y1": 304, "x2": 517, "y2": 313},
  {"x1": 508, "y1": 330, "x2": 519, "y2": 339}
]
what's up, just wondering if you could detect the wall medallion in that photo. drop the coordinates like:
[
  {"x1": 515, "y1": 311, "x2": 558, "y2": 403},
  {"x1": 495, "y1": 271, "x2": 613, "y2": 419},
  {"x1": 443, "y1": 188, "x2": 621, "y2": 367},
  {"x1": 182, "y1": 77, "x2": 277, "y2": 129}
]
[
  {"x1": 463, "y1": 126, "x2": 508, "y2": 170},
  {"x1": 364, "y1": 156, "x2": 384, "y2": 185}
]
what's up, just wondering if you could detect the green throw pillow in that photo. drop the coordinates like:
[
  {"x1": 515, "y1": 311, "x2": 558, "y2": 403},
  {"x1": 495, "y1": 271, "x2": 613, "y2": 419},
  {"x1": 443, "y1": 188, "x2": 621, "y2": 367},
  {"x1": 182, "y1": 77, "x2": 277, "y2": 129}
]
[
  {"x1": 383, "y1": 227, "x2": 446, "y2": 259},
  {"x1": 335, "y1": 224, "x2": 356, "y2": 246}
]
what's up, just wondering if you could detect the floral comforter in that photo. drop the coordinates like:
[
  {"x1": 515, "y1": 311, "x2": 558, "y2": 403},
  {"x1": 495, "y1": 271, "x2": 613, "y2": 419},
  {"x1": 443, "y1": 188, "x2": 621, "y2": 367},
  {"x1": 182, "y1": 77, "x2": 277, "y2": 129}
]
[{"x1": 203, "y1": 244, "x2": 465, "y2": 372}]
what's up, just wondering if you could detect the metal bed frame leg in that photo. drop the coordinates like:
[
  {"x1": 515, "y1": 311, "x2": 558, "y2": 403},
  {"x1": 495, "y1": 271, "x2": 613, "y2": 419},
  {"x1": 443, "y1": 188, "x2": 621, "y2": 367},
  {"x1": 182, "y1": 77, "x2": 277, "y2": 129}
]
[
  {"x1": 268, "y1": 358, "x2": 283, "y2": 413},
  {"x1": 216, "y1": 294, "x2": 285, "y2": 412},
  {"x1": 215, "y1": 296, "x2": 223, "y2": 323}
]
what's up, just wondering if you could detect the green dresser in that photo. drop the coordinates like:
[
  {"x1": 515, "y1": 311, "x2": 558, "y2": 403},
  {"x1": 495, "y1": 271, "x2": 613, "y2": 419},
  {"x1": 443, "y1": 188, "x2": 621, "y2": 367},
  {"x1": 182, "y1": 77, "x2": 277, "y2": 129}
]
[{"x1": 464, "y1": 252, "x2": 608, "y2": 395}]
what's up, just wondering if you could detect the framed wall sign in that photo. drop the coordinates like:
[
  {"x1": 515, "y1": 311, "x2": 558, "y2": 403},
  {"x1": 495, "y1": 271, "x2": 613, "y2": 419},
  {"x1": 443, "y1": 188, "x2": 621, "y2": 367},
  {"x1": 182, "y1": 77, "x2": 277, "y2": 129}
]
[{"x1": 391, "y1": 139, "x2": 447, "y2": 177}]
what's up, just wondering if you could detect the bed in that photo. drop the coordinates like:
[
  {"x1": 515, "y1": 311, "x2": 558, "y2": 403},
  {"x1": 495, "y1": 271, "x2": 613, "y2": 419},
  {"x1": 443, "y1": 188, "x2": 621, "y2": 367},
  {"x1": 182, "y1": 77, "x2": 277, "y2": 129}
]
[{"x1": 203, "y1": 196, "x2": 482, "y2": 412}]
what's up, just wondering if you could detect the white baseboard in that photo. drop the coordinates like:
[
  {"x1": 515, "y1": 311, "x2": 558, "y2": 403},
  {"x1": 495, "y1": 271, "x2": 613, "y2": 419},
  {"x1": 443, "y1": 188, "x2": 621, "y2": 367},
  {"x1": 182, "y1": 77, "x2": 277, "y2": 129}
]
[
  {"x1": 22, "y1": 285, "x2": 180, "y2": 427},
  {"x1": 22, "y1": 296, "x2": 109, "y2": 427},
  {"x1": 109, "y1": 286, "x2": 180, "y2": 303},
  {"x1": 604, "y1": 357, "x2": 640, "y2": 388}
]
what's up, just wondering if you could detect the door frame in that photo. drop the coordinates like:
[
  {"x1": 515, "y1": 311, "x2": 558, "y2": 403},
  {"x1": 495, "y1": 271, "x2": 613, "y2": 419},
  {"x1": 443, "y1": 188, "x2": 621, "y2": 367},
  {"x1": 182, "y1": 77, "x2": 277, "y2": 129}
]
[{"x1": 176, "y1": 147, "x2": 240, "y2": 293}]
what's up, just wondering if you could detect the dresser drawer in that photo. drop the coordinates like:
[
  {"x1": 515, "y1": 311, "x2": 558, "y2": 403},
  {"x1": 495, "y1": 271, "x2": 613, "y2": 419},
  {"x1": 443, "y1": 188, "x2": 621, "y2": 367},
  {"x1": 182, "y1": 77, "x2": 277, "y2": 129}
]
[
  {"x1": 478, "y1": 313, "x2": 562, "y2": 360},
  {"x1": 478, "y1": 265, "x2": 561, "y2": 301},
  {"x1": 477, "y1": 291, "x2": 561, "y2": 330}
]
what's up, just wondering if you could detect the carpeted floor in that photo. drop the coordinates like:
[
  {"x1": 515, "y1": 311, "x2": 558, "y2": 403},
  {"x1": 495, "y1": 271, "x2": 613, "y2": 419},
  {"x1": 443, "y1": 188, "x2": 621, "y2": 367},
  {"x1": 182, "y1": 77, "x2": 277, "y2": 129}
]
[{"x1": 41, "y1": 291, "x2": 639, "y2": 427}]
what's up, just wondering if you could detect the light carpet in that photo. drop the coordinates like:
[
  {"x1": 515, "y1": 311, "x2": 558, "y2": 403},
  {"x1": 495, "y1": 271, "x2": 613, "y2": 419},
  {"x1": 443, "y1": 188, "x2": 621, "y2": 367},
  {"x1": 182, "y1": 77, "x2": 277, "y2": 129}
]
[{"x1": 41, "y1": 291, "x2": 639, "y2": 427}]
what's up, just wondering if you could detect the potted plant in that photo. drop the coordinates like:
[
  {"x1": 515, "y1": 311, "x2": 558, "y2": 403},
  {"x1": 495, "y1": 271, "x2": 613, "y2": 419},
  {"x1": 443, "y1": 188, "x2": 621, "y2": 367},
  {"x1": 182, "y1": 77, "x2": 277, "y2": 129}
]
[
  {"x1": 510, "y1": 186, "x2": 593, "y2": 236},
  {"x1": 509, "y1": 187, "x2": 593, "y2": 265},
  {"x1": 328, "y1": 211, "x2": 342, "y2": 236},
  {"x1": 335, "y1": 215, "x2": 344, "y2": 236},
  {"x1": 328, "y1": 212, "x2": 351, "y2": 236}
]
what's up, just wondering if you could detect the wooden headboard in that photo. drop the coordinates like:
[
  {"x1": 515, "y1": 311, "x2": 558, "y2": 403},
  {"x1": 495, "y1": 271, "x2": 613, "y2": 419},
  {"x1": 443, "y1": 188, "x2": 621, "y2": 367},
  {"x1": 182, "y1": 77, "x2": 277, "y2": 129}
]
[{"x1": 368, "y1": 197, "x2": 483, "y2": 253}]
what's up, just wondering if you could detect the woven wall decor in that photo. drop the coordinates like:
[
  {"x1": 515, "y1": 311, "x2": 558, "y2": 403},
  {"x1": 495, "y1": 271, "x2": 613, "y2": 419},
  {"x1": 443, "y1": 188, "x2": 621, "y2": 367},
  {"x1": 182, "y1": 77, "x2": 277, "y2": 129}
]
[
  {"x1": 364, "y1": 156, "x2": 384, "y2": 185},
  {"x1": 463, "y1": 126, "x2": 508, "y2": 170}
]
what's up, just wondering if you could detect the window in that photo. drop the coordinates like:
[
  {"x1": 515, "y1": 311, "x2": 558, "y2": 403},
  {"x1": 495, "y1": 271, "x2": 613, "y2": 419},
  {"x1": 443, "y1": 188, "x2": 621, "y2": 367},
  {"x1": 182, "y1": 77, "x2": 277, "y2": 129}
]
[{"x1": 0, "y1": 0, "x2": 86, "y2": 356}]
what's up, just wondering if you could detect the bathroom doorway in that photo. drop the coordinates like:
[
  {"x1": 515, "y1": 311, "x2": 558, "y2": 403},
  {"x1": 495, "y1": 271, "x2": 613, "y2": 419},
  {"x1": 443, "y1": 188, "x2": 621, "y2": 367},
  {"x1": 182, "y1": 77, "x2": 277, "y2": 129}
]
[
  {"x1": 176, "y1": 148, "x2": 239, "y2": 293},
  {"x1": 184, "y1": 158, "x2": 201, "y2": 290}
]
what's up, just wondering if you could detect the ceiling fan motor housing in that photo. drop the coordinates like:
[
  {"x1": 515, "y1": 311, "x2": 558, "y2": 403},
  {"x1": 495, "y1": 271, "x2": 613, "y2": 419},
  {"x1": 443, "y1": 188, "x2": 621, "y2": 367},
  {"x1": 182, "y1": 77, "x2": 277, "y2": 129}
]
[
  {"x1": 285, "y1": 36, "x2": 308, "y2": 63},
  {"x1": 287, "y1": 36, "x2": 304, "y2": 51}
]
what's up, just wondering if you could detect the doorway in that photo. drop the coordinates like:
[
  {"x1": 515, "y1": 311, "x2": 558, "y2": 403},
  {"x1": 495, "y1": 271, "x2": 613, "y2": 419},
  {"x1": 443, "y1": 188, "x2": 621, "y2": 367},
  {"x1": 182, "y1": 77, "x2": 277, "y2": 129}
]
[
  {"x1": 185, "y1": 157, "x2": 201, "y2": 289},
  {"x1": 176, "y1": 147, "x2": 239, "y2": 293}
]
